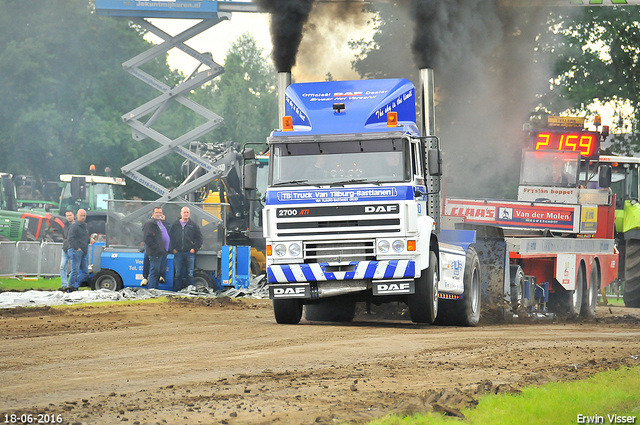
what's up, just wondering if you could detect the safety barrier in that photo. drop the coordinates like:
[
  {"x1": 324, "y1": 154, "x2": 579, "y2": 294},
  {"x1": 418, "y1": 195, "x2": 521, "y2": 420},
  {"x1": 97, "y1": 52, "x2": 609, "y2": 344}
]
[{"x1": 0, "y1": 241, "x2": 63, "y2": 278}]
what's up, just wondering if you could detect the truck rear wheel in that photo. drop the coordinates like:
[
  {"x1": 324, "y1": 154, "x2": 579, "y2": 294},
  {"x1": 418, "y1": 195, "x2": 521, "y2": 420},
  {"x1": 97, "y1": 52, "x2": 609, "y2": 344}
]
[
  {"x1": 623, "y1": 238, "x2": 640, "y2": 308},
  {"x1": 581, "y1": 262, "x2": 599, "y2": 318},
  {"x1": 510, "y1": 265, "x2": 525, "y2": 314},
  {"x1": 272, "y1": 299, "x2": 303, "y2": 324},
  {"x1": 408, "y1": 250, "x2": 438, "y2": 324},
  {"x1": 435, "y1": 247, "x2": 481, "y2": 327},
  {"x1": 567, "y1": 265, "x2": 584, "y2": 317},
  {"x1": 304, "y1": 299, "x2": 356, "y2": 322},
  {"x1": 91, "y1": 270, "x2": 123, "y2": 291}
]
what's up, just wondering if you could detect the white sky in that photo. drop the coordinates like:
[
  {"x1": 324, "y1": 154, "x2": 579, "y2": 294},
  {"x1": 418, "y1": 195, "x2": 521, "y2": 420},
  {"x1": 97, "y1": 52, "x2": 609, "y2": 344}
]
[{"x1": 146, "y1": 11, "x2": 375, "y2": 82}]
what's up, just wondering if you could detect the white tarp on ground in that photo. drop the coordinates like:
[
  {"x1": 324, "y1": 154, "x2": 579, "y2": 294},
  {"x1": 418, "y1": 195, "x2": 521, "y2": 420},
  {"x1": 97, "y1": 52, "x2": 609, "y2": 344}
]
[{"x1": 0, "y1": 275, "x2": 269, "y2": 309}]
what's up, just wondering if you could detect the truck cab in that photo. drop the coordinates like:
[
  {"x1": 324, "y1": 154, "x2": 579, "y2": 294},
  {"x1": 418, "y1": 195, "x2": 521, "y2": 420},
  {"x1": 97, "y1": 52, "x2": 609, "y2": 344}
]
[{"x1": 264, "y1": 73, "x2": 481, "y2": 326}]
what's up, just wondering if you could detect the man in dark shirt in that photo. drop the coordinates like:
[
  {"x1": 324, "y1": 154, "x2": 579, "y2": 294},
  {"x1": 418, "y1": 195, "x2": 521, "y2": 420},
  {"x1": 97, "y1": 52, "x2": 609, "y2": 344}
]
[
  {"x1": 67, "y1": 209, "x2": 94, "y2": 291},
  {"x1": 169, "y1": 206, "x2": 203, "y2": 291},
  {"x1": 143, "y1": 206, "x2": 170, "y2": 289},
  {"x1": 59, "y1": 210, "x2": 75, "y2": 290}
]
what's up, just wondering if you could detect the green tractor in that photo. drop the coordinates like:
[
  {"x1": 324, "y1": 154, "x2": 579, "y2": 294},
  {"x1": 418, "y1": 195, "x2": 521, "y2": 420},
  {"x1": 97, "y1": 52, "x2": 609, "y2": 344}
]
[
  {"x1": 0, "y1": 173, "x2": 27, "y2": 242},
  {"x1": 597, "y1": 155, "x2": 640, "y2": 307}
]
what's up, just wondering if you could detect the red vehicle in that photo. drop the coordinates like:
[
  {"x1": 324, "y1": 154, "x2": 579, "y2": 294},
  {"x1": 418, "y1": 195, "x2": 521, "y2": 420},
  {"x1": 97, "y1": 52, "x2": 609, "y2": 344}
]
[{"x1": 442, "y1": 116, "x2": 618, "y2": 317}]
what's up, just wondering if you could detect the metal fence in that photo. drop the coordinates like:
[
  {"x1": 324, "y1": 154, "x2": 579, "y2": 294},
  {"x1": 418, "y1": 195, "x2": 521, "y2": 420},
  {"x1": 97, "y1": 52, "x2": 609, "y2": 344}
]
[{"x1": 0, "y1": 241, "x2": 63, "y2": 278}]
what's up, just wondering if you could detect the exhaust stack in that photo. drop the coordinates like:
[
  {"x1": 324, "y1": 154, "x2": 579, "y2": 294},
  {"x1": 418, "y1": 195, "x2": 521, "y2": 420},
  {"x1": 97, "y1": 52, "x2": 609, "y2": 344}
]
[
  {"x1": 278, "y1": 72, "x2": 292, "y2": 129},
  {"x1": 419, "y1": 68, "x2": 441, "y2": 232}
]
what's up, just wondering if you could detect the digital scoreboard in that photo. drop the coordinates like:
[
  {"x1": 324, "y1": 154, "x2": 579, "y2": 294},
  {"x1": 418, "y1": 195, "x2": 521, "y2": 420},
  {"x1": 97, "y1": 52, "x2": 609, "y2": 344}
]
[{"x1": 530, "y1": 129, "x2": 600, "y2": 160}]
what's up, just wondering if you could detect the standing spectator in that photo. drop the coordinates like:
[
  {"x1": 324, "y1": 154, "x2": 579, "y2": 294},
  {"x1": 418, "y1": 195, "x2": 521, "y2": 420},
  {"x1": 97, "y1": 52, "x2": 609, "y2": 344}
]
[
  {"x1": 169, "y1": 206, "x2": 203, "y2": 291},
  {"x1": 67, "y1": 209, "x2": 94, "y2": 292},
  {"x1": 141, "y1": 211, "x2": 166, "y2": 287},
  {"x1": 59, "y1": 210, "x2": 75, "y2": 290},
  {"x1": 143, "y1": 206, "x2": 170, "y2": 289}
]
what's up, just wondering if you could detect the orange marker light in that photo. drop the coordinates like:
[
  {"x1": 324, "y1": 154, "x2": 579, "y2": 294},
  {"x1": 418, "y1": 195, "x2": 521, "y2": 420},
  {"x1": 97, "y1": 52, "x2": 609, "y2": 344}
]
[
  {"x1": 282, "y1": 116, "x2": 293, "y2": 131},
  {"x1": 387, "y1": 112, "x2": 398, "y2": 127},
  {"x1": 266, "y1": 245, "x2": 272, "y2": 256},
  {"x1": 407, "y1": 240, "x2": 416, "y2": 251}
]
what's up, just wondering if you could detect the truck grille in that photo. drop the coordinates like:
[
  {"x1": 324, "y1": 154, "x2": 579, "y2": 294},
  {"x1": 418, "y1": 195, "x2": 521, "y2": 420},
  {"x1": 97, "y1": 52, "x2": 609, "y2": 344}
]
[
  {"x1": 304, "y1": 240, "x2": 375, "y2": 263},
  {"x1": 277, "y1": 218, "x2": 400, "y2": 237}
]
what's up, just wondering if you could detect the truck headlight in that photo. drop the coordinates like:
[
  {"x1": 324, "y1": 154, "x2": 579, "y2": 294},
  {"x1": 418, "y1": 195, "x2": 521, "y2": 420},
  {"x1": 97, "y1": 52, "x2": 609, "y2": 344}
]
[
  {"x1": 289, "y1": 243, "x2": 301, "y2": 257},
  {"x1": 392, "y1": 240, "x2": 404, "y2": 253},
  {"x1": 378, "y1": 240, "x2": 390, "y2": 254},
  {"x1": 274, "y1": 244, "x2": 287, "y2": 257}
]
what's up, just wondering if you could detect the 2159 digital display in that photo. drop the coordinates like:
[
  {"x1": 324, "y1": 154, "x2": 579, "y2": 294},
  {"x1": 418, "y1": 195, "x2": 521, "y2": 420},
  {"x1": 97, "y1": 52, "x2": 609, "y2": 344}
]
[{"x1": 530, "y1": 129, "x2": 600, "y2": 159}]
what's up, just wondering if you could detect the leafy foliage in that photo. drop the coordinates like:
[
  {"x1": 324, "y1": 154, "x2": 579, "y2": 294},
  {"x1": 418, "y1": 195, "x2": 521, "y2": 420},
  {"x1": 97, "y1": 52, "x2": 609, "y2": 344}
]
[
  {"x1": 537, "y1": 6, "x2": 640, "y2": 155},
  {"x1": 193, "y1": 33, "x2": 277, "y2": 155}
]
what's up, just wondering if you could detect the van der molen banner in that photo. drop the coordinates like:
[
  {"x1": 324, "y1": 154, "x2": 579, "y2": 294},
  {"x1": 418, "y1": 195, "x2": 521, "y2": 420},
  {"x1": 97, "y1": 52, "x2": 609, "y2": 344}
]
[{"x1": 504, "y1": 0, "x2": 640, "y2": 5}]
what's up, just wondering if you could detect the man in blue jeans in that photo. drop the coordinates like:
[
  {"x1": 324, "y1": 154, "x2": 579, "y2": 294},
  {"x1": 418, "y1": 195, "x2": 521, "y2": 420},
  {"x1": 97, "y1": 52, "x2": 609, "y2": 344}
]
[
  {"x1": 169, "y1": 206, "x2": 203, "y2": 291},
  {"x1": 143, "y1": 206, "x2": 170, "y2": 289},
  {"x1": 67, "y1": 209, "x2": 94, "y2": 292},
  {"x1": 59, "y1": 210, "x2": 75, "y2": 289}
]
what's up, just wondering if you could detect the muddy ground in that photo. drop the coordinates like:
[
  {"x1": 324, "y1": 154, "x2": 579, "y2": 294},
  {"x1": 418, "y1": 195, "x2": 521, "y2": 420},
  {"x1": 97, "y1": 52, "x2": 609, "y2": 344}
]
[{"x1": 1, "y1": 297, "x2": 640, "y2": 425}]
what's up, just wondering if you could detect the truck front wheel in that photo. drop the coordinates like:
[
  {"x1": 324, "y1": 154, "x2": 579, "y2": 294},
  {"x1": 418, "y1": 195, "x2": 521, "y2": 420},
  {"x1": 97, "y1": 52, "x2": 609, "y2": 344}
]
[
  {"x1": 408, "y1": 250, "x2": 438, "y2": 324},
  {"x1": 435, "y1": 246, "x2": 481, "y2": 327},
  {"x1": 272, "y1": 299, "x2": 303, "y2": 324}
]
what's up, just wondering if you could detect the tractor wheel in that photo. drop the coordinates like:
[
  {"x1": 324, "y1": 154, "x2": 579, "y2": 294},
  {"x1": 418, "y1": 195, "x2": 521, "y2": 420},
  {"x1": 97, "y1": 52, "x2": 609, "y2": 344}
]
[
  {"x1": 581, "y1": 262, "x2": 599, "y2": 318},
  {"x1": 272, "y1": 299, "x2": 303, "y2": 324},
  {"x1": 435, "y1": 247, "x2": 481, "y2": 327},
  {"x1": 408, "y1": 250, "x2": 439, "y2": 324},
  {"x1": 91, "y1": 270, "x2": 123, "y2": 291},
  {"x1": 304, "y1": 299, "x2": 356, "y2": 322},
  {"x1": 624, "y1": 238, "x2": 640, "y2": 308}
]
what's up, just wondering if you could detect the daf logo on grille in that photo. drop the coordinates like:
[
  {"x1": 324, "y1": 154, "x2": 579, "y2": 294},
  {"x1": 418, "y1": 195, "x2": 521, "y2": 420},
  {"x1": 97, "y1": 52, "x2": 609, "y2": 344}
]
[{"x1": 364, "y1": 205, "x2": 398, "y2": 213}]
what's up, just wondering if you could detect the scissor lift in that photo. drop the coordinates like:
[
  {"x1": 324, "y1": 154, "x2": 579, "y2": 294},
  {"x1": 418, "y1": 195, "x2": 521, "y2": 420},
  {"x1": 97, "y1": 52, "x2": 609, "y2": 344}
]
[
  {"x1": 95, "y1": 0, "x2": 260, "y2": 231},
  {"x1": 89, "y1": 1, "x2": 260, "y2": 289}
]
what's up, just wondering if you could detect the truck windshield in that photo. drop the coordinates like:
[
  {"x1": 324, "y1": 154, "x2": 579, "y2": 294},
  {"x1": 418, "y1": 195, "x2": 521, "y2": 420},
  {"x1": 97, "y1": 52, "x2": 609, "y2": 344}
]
[
  {"x1": 520, "y1": 150, "x2": 580, "y2": 187},
  {"x1": 270, "y1": 138, "x2": 409, "y2": 186},
  {"x1": 59, "y1": 183, "x2": 124, "y2": 213}
]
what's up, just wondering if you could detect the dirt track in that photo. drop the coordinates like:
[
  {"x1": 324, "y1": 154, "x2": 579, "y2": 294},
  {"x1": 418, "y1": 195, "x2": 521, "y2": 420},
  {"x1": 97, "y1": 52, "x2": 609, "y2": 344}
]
[{"x1": 1, "y1": 297, "x2": 640, "y2": 425}]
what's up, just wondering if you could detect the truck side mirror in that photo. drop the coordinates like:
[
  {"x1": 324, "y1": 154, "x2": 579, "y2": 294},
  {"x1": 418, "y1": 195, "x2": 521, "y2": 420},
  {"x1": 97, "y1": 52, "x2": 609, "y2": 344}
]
[
  {"x1": 427, "y1": 149, "x2": 442, "y2": 176},
  {"x1": 242, "y1": 148, "x2": 256, "y2": 161},
  {"x1": 598, "y1": 165, "x2": 612, "y2": 188},
  {"x1": 70, "y1": 177, "x2": 86, "y2": 200},
  {"x1": 243, "y1": 163, "x2": 257, "y2": 191}
]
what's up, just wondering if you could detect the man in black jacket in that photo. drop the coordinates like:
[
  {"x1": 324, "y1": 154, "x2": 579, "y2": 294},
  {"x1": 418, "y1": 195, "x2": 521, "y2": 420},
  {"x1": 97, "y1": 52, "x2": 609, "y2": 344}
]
[
  {"x1": 67, "y1": 209, "x2": 94, "y2": 291},
  {"x1": 169, "y1": 206, "x2": 203, "y2": 291},
  {"x1": 143, "y1": 206, "x2": 170, "y2": 289},
  {"x1": 59, "y1": 210, "x2": 75, "y2": 290}
]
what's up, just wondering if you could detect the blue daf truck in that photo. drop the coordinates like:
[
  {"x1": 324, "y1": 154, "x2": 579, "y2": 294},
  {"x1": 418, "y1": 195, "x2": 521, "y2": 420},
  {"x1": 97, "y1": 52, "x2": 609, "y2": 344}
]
[{"x1": 262, "y1": 69, "x2": 485, "y2": 325}]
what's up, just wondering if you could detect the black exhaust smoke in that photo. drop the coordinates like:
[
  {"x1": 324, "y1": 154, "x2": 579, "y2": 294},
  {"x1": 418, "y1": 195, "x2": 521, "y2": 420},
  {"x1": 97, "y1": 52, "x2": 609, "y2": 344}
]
[{"x1": 254, "y1": 0, "x2": 315, "y2": 72}]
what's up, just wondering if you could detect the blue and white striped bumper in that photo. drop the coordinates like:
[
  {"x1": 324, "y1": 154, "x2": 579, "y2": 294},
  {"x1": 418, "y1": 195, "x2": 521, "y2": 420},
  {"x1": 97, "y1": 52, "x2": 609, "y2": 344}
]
[{"x1": 267, "y1": 260, "x2": 416, "y2": 284}]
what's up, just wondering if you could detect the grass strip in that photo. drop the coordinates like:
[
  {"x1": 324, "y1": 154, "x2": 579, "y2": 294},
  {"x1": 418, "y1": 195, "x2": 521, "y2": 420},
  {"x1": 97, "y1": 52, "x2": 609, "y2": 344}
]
[{"x1": 368, "y1": 366, "x2": 640, "y2": 425}]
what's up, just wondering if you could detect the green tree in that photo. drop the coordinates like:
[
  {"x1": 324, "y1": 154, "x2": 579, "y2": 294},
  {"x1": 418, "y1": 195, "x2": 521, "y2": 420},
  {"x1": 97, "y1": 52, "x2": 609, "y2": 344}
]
[
  {"x1": 536, "y1": 6, "x2": 640, "y2": 155},
  {"x1": 0, "y1": 0, "x2": 183, "y2": 199},
  {"x1": 195, "y1": 33, "x2": 277, "y2": 154}
]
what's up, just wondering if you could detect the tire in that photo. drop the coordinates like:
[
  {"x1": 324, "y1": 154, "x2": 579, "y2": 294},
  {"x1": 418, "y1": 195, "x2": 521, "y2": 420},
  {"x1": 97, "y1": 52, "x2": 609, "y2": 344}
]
[
  {"x1": 194, "y1": 270, "x2": 215, "y2": 289},
  {"x1": 567, "y1": 264, "x2": 584, "y2": 317},
  {"x1": 581, "y1": 262, "x2": 599, "y2": 318},
  {"x1": 408, "y1": 250, "x2": 438, "y2": 324},
  {"x1": 435, "y1": 247, "x2": 481, "y2": 327},
  {"x1": 272, "y1": 299, "x2": 303, "y2": 324},
  {"x1": 304, "y1": 299, "x2": 356, "y2": 322},
  {"x1": 623, "y1": 238, "x2": 640, "y2": 308},
  {"x1": 509, "y1": 265, "x2": 525, "y2": 314},
  {"x1": 91, "y1": 270, "x2": 123, "y2": 291}
]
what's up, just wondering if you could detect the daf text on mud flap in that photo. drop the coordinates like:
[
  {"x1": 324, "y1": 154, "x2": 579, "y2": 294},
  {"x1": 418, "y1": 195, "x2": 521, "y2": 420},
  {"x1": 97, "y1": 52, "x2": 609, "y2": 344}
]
[
  {"x1": 373, "y1": 281, "x2": 415, "y2": 295},
  {"x1": 269, "y1": 285, "x2": 311, "y2": 299}
]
